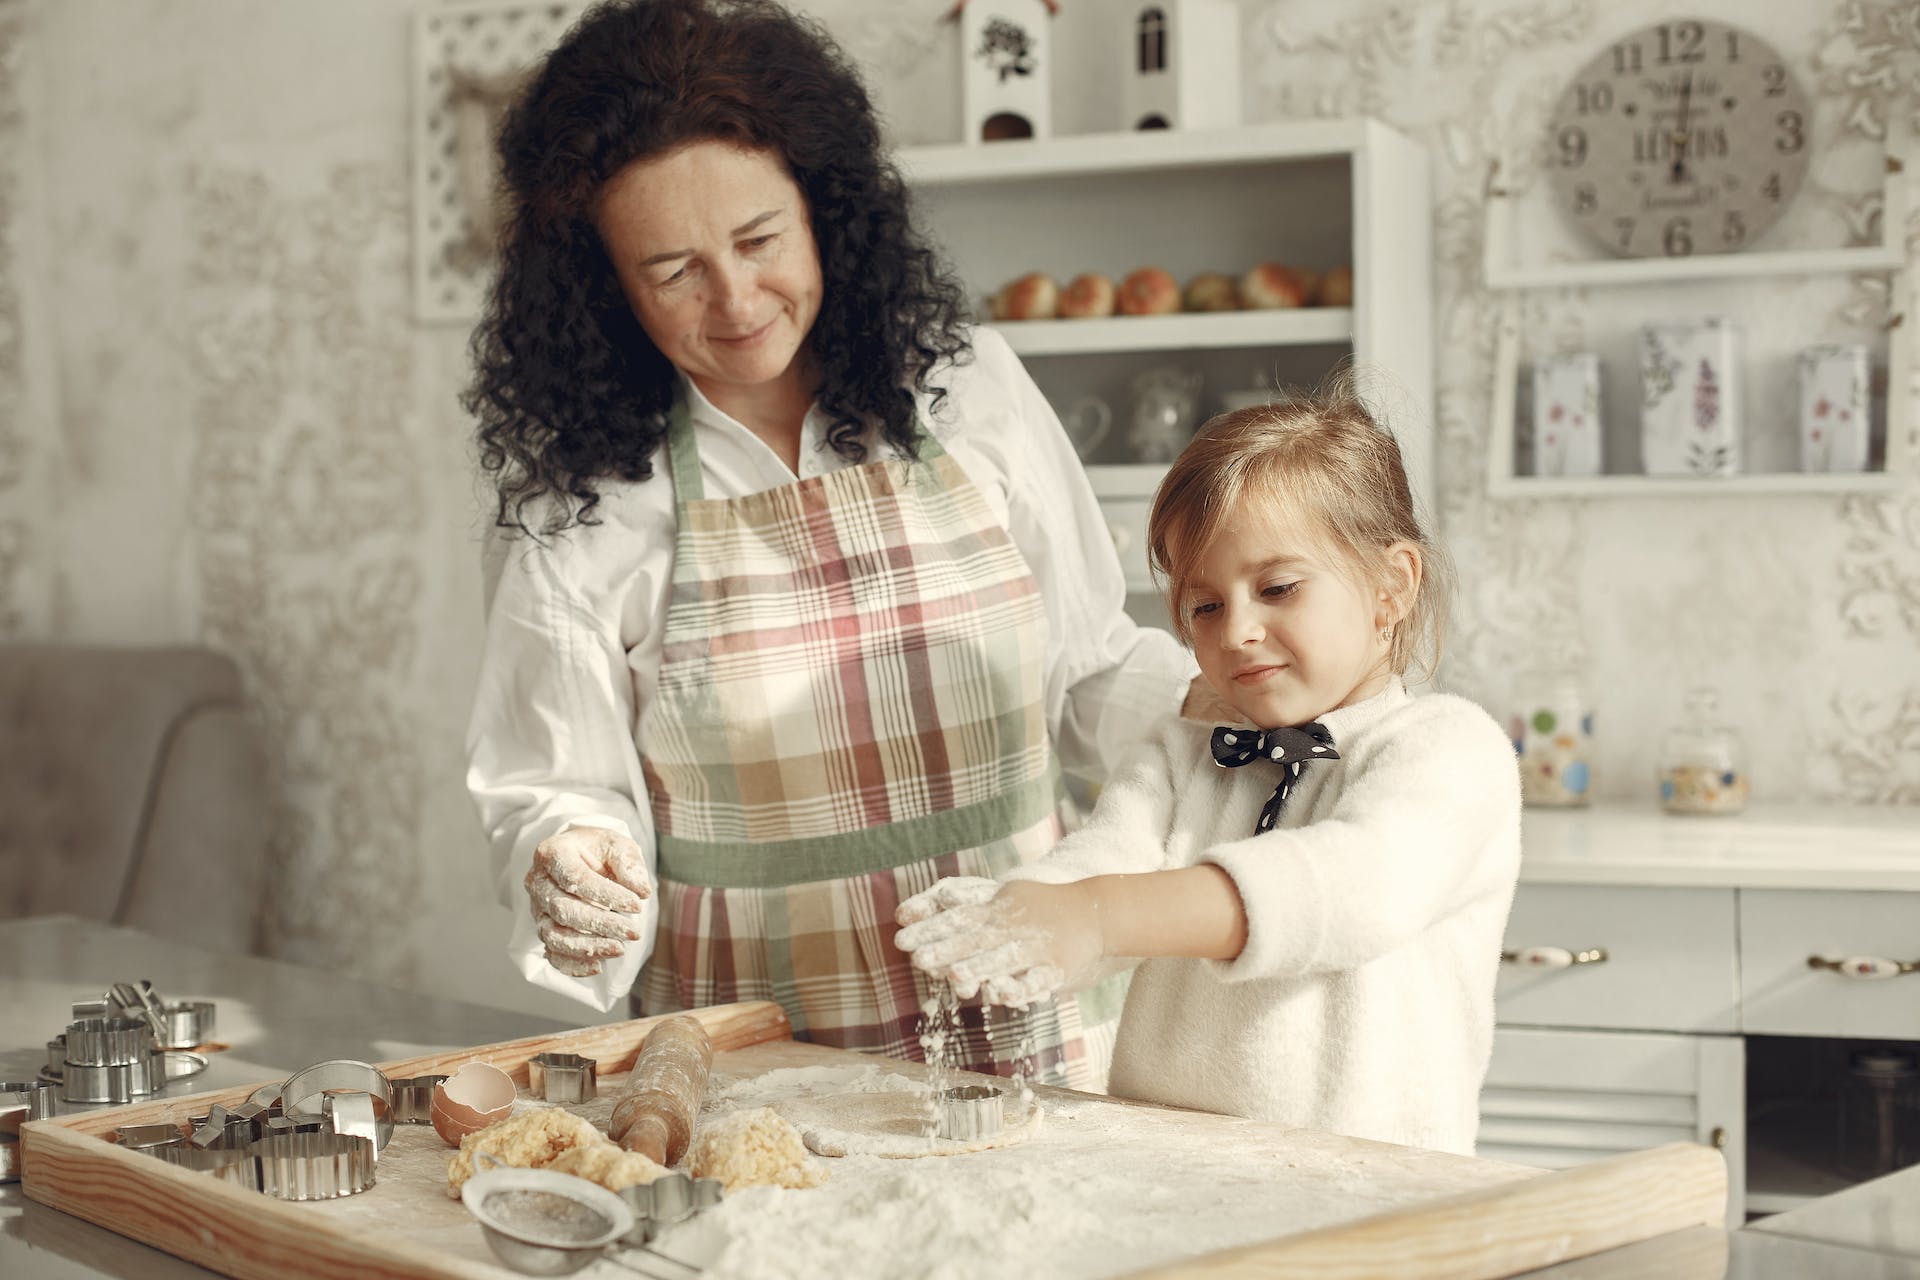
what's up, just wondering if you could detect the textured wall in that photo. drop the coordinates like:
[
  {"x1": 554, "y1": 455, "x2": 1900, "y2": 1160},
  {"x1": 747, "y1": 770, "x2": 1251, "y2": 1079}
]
[
  {"x1": 1, "y1": 1, "x2": 1914, "y2": 1012},
  {"x1": 0, "y1": 0, "x2": 46, "y2": 639}
]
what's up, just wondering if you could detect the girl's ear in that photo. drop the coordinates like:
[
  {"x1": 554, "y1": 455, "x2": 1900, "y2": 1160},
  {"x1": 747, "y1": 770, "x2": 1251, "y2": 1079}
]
[{"x1": 1376, "y1": 541, "x2": 1422, "y2": 628}]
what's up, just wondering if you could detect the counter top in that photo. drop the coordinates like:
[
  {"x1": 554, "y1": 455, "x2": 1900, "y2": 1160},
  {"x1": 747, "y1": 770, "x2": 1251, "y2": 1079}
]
[
  {"x1": 0, "y1": 914, "x2": 571, "y2": 1280},
  {"x1": 1518, "y1": 802, "x2": 1920, "y2": 891},
  {"x1": 1748, "y1": 1158, "x2": 1920, "y2": 1261}
]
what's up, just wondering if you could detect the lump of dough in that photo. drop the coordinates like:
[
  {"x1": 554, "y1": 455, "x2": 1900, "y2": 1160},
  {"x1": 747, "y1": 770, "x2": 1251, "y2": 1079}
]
[
  {"x1": 546, "y1": 1141, "x2": 671, "y2": 1192},
  {"x1": 688, "y1": 1106, "x2": 828, "y2": 1192},
  {"x1": 445, "y1": 1106, "x2": 606, "y2": 1197}
]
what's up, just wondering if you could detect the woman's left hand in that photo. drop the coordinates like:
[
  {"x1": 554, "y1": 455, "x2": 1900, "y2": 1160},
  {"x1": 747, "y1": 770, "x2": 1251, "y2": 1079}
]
[{"x1": 894, "y1": 880, "x2": 1107, "y2": 1007}]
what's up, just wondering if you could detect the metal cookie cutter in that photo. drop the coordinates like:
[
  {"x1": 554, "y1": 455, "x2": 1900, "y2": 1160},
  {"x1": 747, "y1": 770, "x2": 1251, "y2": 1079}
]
[
  {"x1": 322, "y1": 1092, "x2": 382, "y2": 1160},
  {"x1": 279, "y1": 1060, "x2": 395, "y2": 1154},
  {"x1": 389, "y1": 1074, "x2": 447, "y2": 1124},
  {"x1": 620, "y1": 1170, "x2": 725, "y2": 1245},
  {"x1": 106, "y1": 979, "x2": 216, "y2": 1050},
  {"x1": 528, "y1": 1052, "x2": 598, "y2": 1104},
  {"x1": 187, "y1": 1104, "x2": 256, "y2": 1151},
  {"x1": 116, "y1": 1122, "x2": 188, "y2": 1152},
  {"x1": 253, "y1": 1131, "x2": 377, "y2": 1200},
  {"x1": 1, "y1": 1080, "x2": 59, "y2": 1183},
  {"x1": 935, "y1": 1084, "x2": 1004, "y2": 1141},
  {"x1": 61, "y1": 1017, "x2": 155, "y2": 1104},
  {"x1": 155, "y1": 1142, "x2": 263, "y2": 1192}
]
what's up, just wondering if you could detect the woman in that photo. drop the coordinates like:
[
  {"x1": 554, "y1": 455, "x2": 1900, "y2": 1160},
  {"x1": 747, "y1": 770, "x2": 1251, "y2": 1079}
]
[{"x1": 464, "y1": 0, "x2": 1205, "y2": 1089}]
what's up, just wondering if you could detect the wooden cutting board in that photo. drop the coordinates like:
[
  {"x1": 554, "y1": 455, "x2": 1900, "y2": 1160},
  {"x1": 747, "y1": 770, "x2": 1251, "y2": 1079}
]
[{"x1": 21, "y1": 1000, "x2": 1725, "y2": 1279}]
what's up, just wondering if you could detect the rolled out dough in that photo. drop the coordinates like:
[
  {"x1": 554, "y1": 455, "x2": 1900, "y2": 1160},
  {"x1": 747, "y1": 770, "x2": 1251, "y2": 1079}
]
[{"x1": 773, "y1": 1090, "x2": 1041, "y2": 1159}]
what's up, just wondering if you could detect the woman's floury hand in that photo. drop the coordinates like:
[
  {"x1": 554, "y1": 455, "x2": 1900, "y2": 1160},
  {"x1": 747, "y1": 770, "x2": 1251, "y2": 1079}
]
[{"x1": 526, "y1": 826, "x2": 652, "y2": 977}]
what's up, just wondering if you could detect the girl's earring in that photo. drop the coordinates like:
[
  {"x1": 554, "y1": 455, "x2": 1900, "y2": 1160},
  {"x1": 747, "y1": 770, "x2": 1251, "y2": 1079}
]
[{"x1": 1379, "y1": 624, "x2": 1393, "y2": 644}]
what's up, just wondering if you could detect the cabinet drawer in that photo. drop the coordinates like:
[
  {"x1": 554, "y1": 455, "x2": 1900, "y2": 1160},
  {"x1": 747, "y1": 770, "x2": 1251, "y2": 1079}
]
[
  {"x1": 1097, "y1": 499, "x2": 1154, "y2": 594},
  {"x1": 1497, "y1": 885, "x2": 1739, "y2": 1034},
  {"x1": 1740, "y1": 889, "x2": 1920, "y2": 1038}
]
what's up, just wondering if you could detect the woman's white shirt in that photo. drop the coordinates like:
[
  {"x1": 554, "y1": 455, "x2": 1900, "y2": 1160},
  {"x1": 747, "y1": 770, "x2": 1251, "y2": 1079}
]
[{"x1": 466, "y1": 327, "x2": 1196, "y2": 1011}]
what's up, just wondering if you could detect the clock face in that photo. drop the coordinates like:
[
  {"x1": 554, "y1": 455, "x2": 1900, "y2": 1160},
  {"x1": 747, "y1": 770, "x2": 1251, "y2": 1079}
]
[{"x1": 1546, "y1": 19, "x2": 1812, "y2": 258}]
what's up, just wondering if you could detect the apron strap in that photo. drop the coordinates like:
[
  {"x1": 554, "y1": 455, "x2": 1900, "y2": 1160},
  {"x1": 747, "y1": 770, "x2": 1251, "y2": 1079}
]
[{"x1": 664, "y1": 397, "x2": 706, "y2": 504}]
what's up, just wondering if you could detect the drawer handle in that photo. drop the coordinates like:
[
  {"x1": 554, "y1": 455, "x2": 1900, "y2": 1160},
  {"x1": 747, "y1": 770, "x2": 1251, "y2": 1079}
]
[
  {"x1": 1807, "y1": 954, "x2": 1920, "y2": 980},
  {"x1": 1500, "y1": 946, "x2": 1608, "y2": 969}
]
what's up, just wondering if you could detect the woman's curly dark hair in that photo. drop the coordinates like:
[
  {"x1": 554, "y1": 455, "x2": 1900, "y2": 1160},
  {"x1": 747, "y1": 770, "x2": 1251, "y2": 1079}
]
[{"x1": 464, "y1": 0, "x2": 974, "y2": 536}]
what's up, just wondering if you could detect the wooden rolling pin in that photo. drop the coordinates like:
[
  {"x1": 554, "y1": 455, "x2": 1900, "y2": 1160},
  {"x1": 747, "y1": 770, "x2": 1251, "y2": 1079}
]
[{"x1": 608, "y1": 1014, "x2": 713, "y2": 1166}]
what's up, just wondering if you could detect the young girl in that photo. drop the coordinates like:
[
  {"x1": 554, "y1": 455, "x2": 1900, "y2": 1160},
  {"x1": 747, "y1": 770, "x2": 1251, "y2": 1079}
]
[{"x1": 894, "y1": 379, "x2": 1522, "y2": 1156}]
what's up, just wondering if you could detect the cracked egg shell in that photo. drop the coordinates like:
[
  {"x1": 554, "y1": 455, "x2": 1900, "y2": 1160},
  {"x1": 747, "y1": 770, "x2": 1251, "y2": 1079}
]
[{"x1": 430, "y1": 1061, "x2": 516, "y2": 1146}]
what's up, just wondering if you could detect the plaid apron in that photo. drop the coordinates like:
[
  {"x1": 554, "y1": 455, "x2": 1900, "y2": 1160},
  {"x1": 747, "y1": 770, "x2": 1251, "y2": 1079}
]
[{"x1": 633, "y1": 400, "x2": 1118, "y2": 1089}]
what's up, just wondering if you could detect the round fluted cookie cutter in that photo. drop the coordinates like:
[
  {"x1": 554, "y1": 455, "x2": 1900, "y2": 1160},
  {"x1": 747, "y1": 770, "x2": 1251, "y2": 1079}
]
[
  {"x1": 935, "y1": 1084, "x2": 1004, "y2": 1142},
  {"x1": 528, "y1": 1052, "x2": 598, "y2": 1104},
  {"x1": 61, "y1": 1016, "x2": 156, "y2": 1104},
  {"x1": 252, "y1": 1131, "x2": 377, "y2": 1200},
  {"x1": 279, "y1": 1060, "x2": 394, "y2": 1153},
  {"x1": 154, "y1": 1142, "x2": 263, "y2": 1192}
]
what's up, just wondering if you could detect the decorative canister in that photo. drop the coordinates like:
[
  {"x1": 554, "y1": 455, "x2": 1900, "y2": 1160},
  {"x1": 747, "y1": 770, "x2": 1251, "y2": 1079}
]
[
  {"x1": 1640, "y1": 319, "x2": 1742, "y2": 477},
  {"x1": 1530, "y1": 354, "x2": 1604, "y2": 477},
  {"x1": 1657, "y1": 687, "x2": 1749, "y2": 815},
  {"x1": 1512, "y1": 670, "x2": 1593, "y2": 807},
  {"x1": 1798, "y1": 344, "x2": 1871, "y2": 473}
]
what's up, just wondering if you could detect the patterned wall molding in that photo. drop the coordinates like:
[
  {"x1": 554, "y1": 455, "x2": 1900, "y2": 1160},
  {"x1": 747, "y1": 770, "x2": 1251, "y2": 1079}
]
[
  {"x1": 187, "y1": 161, "x2": 428, "y2": 979},
  {"x1": 1223, "y1": 0, "x2": 1920, "y2": 802},
  {"x1": 412, "y1": 0, "x2": 581, "y2": 323}
]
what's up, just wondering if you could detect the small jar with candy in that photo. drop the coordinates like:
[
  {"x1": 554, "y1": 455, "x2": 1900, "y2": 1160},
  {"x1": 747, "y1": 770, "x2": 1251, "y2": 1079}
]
[
  {"x1": 1657, "y1": 686, "x2": 1749, "y2": 815},
  {"x1": 1512, "y1": 670, "x2": 1594, "y2": 807}
]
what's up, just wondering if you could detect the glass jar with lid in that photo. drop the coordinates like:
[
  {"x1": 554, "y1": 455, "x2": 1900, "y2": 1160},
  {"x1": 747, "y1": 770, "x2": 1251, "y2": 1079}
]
[
  {"x1": 1657, "y1": 687, "x2": 1749, "y2": 815},
  {"x1": 1512, "y1": 669, "x2": 1593, "y2": 808},
  {"x1": 1837, "y1": 1049, "x2": 1920, "y2": 1178}
]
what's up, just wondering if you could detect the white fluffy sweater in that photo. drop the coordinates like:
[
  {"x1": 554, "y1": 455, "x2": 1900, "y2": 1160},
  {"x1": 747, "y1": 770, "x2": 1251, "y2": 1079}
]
[{"x1": 1006, "y1": 679, "x2": 1521, "y2": 1155}]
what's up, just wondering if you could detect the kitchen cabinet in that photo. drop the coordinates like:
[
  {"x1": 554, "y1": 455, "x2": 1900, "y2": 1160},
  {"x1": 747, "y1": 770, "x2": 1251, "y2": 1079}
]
[
  {"x1": 1740, "y1": 889, "x2": 1920, "y2": 1041},
  {"x1": 1488, "y1": 802, "x2": 1920, "y2": 1222},
  {"x1": 1497, "y1": 884, "x2": 1739, "y2": 1034},
  {"x1": 1481, "y1": 1026, "x2": 1745, "y2": 1223},
  {"x1": 898, "y1": 120, "x2": 1434, "y2": 600}
]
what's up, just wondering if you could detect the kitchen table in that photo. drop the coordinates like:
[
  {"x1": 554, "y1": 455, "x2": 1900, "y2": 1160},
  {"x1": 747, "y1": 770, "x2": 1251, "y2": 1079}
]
[{"x1": 5, "y1": 914, "x2": 1740, "y2": 1279}]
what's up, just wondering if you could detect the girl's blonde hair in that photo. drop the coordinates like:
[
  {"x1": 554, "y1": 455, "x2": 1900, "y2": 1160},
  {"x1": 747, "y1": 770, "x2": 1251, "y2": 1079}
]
[{"x1": 1146, "y1": 371, "x2": 1453, "y2": 681}]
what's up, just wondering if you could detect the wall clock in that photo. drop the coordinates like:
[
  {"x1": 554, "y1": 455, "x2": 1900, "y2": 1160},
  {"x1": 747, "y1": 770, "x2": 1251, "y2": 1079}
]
[{"x1": 1546, "y1": 18, "x2": 1812, "y2": 258}]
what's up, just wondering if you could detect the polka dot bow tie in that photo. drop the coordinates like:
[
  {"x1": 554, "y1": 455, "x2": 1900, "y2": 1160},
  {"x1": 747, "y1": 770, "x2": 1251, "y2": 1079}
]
[{"x1": 1209, "y1": 722, "x2": 1340, "y2": 834}]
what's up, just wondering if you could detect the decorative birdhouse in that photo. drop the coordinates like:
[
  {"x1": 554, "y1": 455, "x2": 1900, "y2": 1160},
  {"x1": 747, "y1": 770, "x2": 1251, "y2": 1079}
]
[
  {"x1": 1120, "y1": 0, "x2": 1239, "y2": 132},
  {"x1": 949, "y1": 0, "x2": 1058, "y2": 143}
]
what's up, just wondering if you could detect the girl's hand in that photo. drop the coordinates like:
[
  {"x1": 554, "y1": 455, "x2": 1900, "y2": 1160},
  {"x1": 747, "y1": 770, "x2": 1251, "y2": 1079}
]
[
  {"x1": 894, "y1": 880, "x2": 1106, "y2": 1008},
  {"x1": 894, "y1": 875, "x2": 1000, "y2": 927},
  {"x1": 525, "y1": 826, "x2": 651, "y2": 977}
]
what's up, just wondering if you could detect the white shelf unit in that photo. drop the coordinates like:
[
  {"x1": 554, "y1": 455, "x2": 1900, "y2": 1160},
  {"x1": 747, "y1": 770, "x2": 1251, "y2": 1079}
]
[
  {"x1": 898, "y1": 120, "x2": 1434, "y2": 595},
  {"x1": 990, "y1": 307, "x2": 1354, "y2": 357},
  {"x1": 1482, "y1": 159, "x2": 1915, "y2": 499}
]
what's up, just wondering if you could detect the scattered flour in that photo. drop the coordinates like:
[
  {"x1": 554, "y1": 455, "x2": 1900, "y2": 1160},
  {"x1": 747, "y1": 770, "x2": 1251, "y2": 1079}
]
[
  {"x1": 775, "y1": 1088, "x2": 1041, "y2": 1158},
  {"x1": 659, "y1": 1064, "x2": 1524, "y2": 1280}
]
